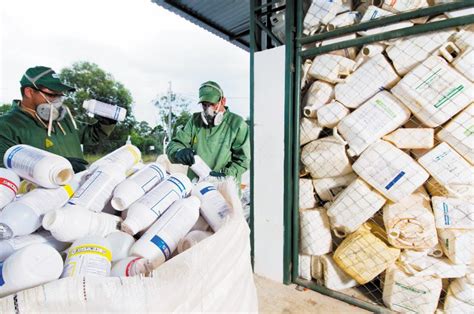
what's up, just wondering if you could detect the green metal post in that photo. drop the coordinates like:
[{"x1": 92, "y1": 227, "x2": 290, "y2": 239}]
[{"x1": 249, "y1": 0, "x2": 256, "y2": 267}]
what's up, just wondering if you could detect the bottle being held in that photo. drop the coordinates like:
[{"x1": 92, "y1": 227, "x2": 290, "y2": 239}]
[
  {"x1": 83, "y1": 99, "x2": 127, "y2": 122},
  {"x1": 190, "y1": 155, "x2": 211, "y2": 181},
  {"x1": 3, "y1": 144, "x2": 73, "y2": 188},
  {"x1": 0, "y1": 168, "x2": 20, "y2": 209}
]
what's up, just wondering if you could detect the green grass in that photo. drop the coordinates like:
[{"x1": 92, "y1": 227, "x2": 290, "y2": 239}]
[{"x1": 84, "y1": 154, "x2": 158, "y2": 164}]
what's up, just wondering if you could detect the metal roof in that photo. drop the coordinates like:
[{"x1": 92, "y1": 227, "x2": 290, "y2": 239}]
[{"x1": 151, "y1": 0, "x2": 250, "y2": 51}]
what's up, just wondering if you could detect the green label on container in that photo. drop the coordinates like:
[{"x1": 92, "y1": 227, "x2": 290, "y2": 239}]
[
  {"x1": 434, "y1": 85, "x2": 464, "y2": 109},
  {"x1": 375, "y1": 99, "x2": 396, "y2": 118},
  {"x1": 395, "y1": 282, "x2": 427, "y2": 295}
]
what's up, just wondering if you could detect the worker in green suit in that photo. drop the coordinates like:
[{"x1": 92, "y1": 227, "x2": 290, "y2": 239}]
[
  {"x1": 166, "y1": 81, "x2": 250, "y2": 184},
  {"x1": 0, "y1": 66, "x2": 116, "y2": 172}
]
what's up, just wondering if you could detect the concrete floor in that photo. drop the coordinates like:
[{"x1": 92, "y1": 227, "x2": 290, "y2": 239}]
[{"x1": 255, "y1": 275, "x2": 370, "y2": 313}]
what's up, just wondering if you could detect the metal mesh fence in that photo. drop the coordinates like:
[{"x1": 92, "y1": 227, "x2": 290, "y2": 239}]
[{"x1": 296, "y1": 2, "x2": 473, "y2": 312}]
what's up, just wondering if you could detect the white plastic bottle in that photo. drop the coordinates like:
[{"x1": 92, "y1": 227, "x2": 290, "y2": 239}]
[
  {"x1": 62, "y1": 236, "x2": 112, "y2": 278},
  {"x1": 337, "y1": 91, "x2": 411, "y2": 156},
  {"x1": 450, "y1": 277, "x2": 474, "y2": 306},
  {"x1": 299, "y1": 254, "x2": 312, "y2": 281},
  {"x1": 122, "y1": 173, "x2": 193, "y2": 235},
  {"x1": 0, "y1": 168, "x2": 20, "y2": 209},
  {"x1": 398, "y1": 250, "x2": 468, "y2": 278},
  {"x1": 383, "y1": 128, "x2": 434, "y2": 149},
  {"x1": 83, "y1": 99, "x2": 127, "y2": 122},
  {"x1": 303, "y1": 0, "x2": 342, "y2": 31},
  {"x1": 431, "y1": 196, "x2": 474, "y2": 229},
  {"x1": 299, "y1": 178, "x2": 317, "y2": 210},
  {"x1": 130, "y1": 197, "x2": 200, "y2": 264},
  {"x1": 105, "y1": 231, "x2": 136, "y2": 262},
  {"x1": 327, "y1": 179, "x2": 386, "y2": 238},
  {"x1": 439, "y1": 41, "x2": 474, "y2": 82},
  {"x1": 300, "y1": 117, "x2": 322, "y2": 146},
  {"x1": 110, "y1": 256, "x2": 154, "y2": 277},
  {"x1": 190, "y1": 215, "x2": 210, "y2": 232},
  {"x1": 438, "y1": 229, "x2": 474, "y2": 265},
  {"x1": 300, "y1": 207, "x2": 333, "y2": 255},
  {"x1": 320, "y1": 254, "x2": 358, "y2": 291},
  {"x1": 308, "y1": 54, "x2": 356, "y2": 84},
  {"x1": 0, "y1": 243, "x2": 63, "y2": 297},
  {"x1": 192, "y1": 182, "x2": 232, "y2": 231},
  {"x1": 0, "y1": 230, "x2": 69, "y2": 262},
  {"x1": 302, "y1": 81, "x2": 335, "y2": 117},
  {"x1": 353, "y1": 43, "x2": 385, "y2": 70},
  {"x1": 3, "y1": 144, "x2": 73, "y2": 188},
  {"x1": 88, "y1": 144, "x2": 141, "y2": 173},
  {"x1": 316, "y1": 101, "x2": 350, "y2": 128},
  {"x1": 70, "y1": 163, "x2": 126, "y2": 213},
  {"x1": 177, "y1": 230, "x2": 213, "y2": 254},
  {"x1": 190, "y1": 156, "x2": 212, "y2": 181},
  {"x1": 352, "y1": 140, "x2": 429, "y2": 202},
  {"x1": 312, "y1": 173, "x2": 357, "y2": 202},
  {"x1": 358, "y1": 6, "x2": 414, "y2": 37},
  {"x1": 112, "y1": 162, "x2": 166, "y2": 211},
  {"x1": 42, "y1": 204, "x2": 122, "y2": 242},
  {"x1": 0, "y1": 177, "x2": 80, "y2": 239}
]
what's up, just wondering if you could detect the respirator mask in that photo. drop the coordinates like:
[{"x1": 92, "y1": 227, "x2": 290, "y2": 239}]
[{"x1": 200, "y1": 83, "x2": 225, "y2": 126}]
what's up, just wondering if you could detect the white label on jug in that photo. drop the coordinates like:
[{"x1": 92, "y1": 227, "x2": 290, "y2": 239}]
[
  {"x1": 70, "y1": 170, "x2": 108, "y2": 201},
  {"x1": 0, "y1": 178, "x2": 18, "y2": 194},
  {"x1": 5, "y1": 146, "x2": 45, "y2": 177},
  {"x1": 0, "y1": 262, "x2": 4, "y2": 286},
  {"x1": 150, "y1": 235, "x2": 171, "y2": 260},
  {"x1": 141, "y1": 165, "x2": 166, "y2": 192}
]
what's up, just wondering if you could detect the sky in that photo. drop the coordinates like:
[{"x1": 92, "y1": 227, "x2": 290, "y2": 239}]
[{"x1": 0, "y1": 0, "x2": 250, "y2": 127}]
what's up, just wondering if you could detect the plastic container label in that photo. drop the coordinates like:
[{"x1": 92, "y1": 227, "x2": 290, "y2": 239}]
[
  {"x1": 141, "y1": 165, "x2": 166, "y2": 191},
  {"x1": 149, "y1": 190, "x2": 180, "y2": 217},
  {"x1": 0, "y1": 262, "x2": 4, "y2": 286},
  {"x1": 168, "y1": 177, "x2": 187, "y2": 196},
  {"x1": 6, "y1": 146, "x2": 45, "y2": 177},
  {"x1": 150, "y1": 235, "x2": 171, "y2": 260},
  {"x1": 385, "y1": 171, "x2": 406, "y2": 190},
  {"x1": 200, "y1": 186, "x2": 216, "y2": 195},
  {"x1": 0, "y1": 178, "x2": 18, "y2": 194}
]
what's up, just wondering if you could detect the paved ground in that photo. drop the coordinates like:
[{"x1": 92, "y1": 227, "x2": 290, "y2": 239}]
[{"x1": 255, "y1": 275, "x2": 371, "y2": 313}]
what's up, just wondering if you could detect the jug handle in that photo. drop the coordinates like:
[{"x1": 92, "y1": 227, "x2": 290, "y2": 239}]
[
  {"x1": 439, "y1": 42, "x2": 460, "y2": 63},
  {"x1": 332, "y1": 128, "x2": 348, "y2": 145}
]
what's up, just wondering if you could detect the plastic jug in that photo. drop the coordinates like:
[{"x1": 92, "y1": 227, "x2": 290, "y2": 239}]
[
  {"x1": 89, "y1": 144, "x2": 141, "y2": 173},
  {"x1": 320, "y1": 34, "x2": 358, "y2": 61},
  {"x1": 298, "y1": 254, "x2": 312, "y2": 281},
  {"x1": 436, "y1": 103, "x2": 473, "y2": 164},
  {"x1": 338, "y1": 91, "x2": 411, "y2": 156},
  {"x1": 0, "y1": 243, "x2": 63, "y2": 298},
  {"x1": 383, "y1": 128, "x2": 434, "y2": 149},
  {"x1": 308, "y1": 54, "x2": 356, "y2": 84},
  {"x1": 130, "y1": 197, "x2": 200, "y2": 265},
  {"x1": 450, "y1": 277, "x2": 474, "y2": 305},
  {"x1": 302, "y1": 81, "x2": 334, "y2": 118},
  {"x1": 190, "y1": 155, "x2": 212, "y2": 181},
  {"x1": 0, "y1": 168, "x2": 20, "y2": 209},
  {"x1": 439, "y1": 41, "x2": 474, "y2": 82},
  {"x1": 62, "y1": 236, "x2": 112, "y2": 278},
  {"x1": 301, "y1": 129, "x2": 352, "y2": 179},
  {"x1": 320, "y1": 254, "x2": 358, "y2": 290},
  {"x1": 336, "y1": 54, "x2": 400, "y2": 109},
  {"x1": 303, "y1": 0, "x2": 343, "y2": 31},
  {"x1": 191, "y1": 182, "x2": 231, "y2": 231},
  {"x1": 431, "y1": 196, "x2": 474, "y2": 229},
  {"x1": 353, "y1": 43, "x2": 385, "y2": 70},
  {"x1": 43, "y1": 204, "x2": 121, "y2": 242},
  {"x1": 316, "y1": 101, "x2": 350, "y2": 128},
  {"x1": 110, "y1": 256, "x2": 154, "y2": 277},
  {"x1": 327, "y1": 179, "x2": 386, "y2": 237},
  {"x1": 177, "y1": 230, "x2": 213, "y2": 254},
  {"x1": 418, "y1": 142, "x2": 474, "y2": 192},
  {"x1": 122, "y1": 173, "x2": 192, "y2": 235},
  {"x1": 333, "y1": 223, "x2": 400, "y2": 284},
  {"x1": 327, "y1": 11, "x2": 360, "y2": 30},
  {"x1": 0, "y1": 174, "x2": 81, "y2": 239},
  {"x1": 438, "y1": 228, "x2": 474, "y2": 265},
  {"x1": 111, "y1": 162, "x2": 167, "y2": 211},
  {"x1": 399, "y1": 250, "x2": 468, "y2": 278},
  {"x1": 383, "y1": 264, "x2": 442, "y2": 313},
  {"x1": 444, "y1": 288, "x2": 474, "y2": 313},
  {"x1": 3, "y1": 144, "x2": 73, "y2": 188},
  {"x1": 300, "y1": 117, "x2": 322, "y2": 146},
  {"x1": 358, "y1": 6, "x2": 414, "y2": 36},
  {"x1": 391, "y1": 56, "x2": 474, "y2": 127},
  {"x1": 0, "y1": 230, "x2": 69, "y2": 262},
  {"x1": 353, "y1": 140, "x2": 429, "y2": 202},
  {"x1": 105, "y1": 231, "x2": 136, "y2": 262},
  {"x1": 312, "y1": 172, "x2": 357, "y2": 202},
  {"x1": 311, "y1": 256, "x2": 323, "y2": 283},
  {"x1": 382, "y1": 0, "x2": 427, "y2": 12},
  {"x1": 300, "y1": 207, "x2": 332, "y2": 255},
  {"x1": 299, "y1": 178, "x2": 317, "y2": 210},
  {"x1": 82, "y1": 99, "x2": 127, "y2": 122}
]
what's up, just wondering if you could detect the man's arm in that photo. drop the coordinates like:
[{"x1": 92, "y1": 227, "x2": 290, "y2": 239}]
[
  {"x1": 78, "y1": 120, "x2": 115, "y2": 145},
  {"x1": 0, "y1": 124, "x2": 18, "y2": 168},
  {"x1": 166, "y1": 118, "x2": 194, "y2": 163},
  {"x1": 221, "y1": 119, "x2": 250, "y2": 179}
]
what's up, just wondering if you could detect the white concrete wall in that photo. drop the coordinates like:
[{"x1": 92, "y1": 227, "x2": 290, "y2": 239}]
[{"x1": 253, "y1": 46, "x2": 286, "y2": 282}]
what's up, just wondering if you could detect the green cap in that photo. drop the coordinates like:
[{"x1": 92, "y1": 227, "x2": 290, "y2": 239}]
[
  {"x1": 199, "y1": 81, "x2": 223, "y2": 104},
  {"x1": 20, "y1": 66, "x2": 75, "y2": 92}
]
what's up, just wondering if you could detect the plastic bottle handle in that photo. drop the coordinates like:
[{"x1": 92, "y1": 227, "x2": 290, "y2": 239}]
[
  {"x1": 332, "y1": 128, "x2": 348, "y2": 145},
  {"x1": 439, "y1": 42, "x2": 460, "y2": 63}
]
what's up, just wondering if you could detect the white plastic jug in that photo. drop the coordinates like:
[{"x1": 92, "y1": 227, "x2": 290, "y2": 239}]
[
  {"x1": 336, "y1": 54, "x2": 400, "y2": 109},
  {"x1": 383, "y1": 128, "x2": 434, "y2": 149},
  {"x1": 439, "y1": 42, "x2": 474, "y2": 82},
  {"x1": 42, "y1": 204, "x2": 121, "y2": 242},
  {"x1": 327, "y1": 179, "x2": 386, "y2": 237},
  {"x1": 327, "y1": 11, "x2": 360, "y2": 30},
  {"x1": 312, "y1": 172, "x2": 357, "y2": 202},
  {"x1": 304, "y1": 0, "x2": 343, "y2": 31},
  {"x1": 383, "y1": 264, "x2": 442, "y2": 314},
  {"x1": 190, "y1": 155, "x2": 212, "y2": 181},
  {"x1": 177, "y1": 230, "x2": 213, "y2": 254},
  {"x1": 62, "y1": 236, "x2": 112, "y2": 278},
  {"x1": 298, "y1": 254, "x2": 312, "y2": 281},
  {"x1": 320, "y1": 254, "x2": 358, "y2": 290},
  {"x1": 83, "y1": 99, "x2": 127, "y2": 122},
  {"x1": 338, "y1": 91, "x2": 411, "y2": 156},
  {"x1": 418, "y1": 142, "x2": 474, "y2": 192},
  {"x1": 300, "y1": 207, "x2": 332, "y2": 256},
  {"x1": 302, "y1": 81, "x2": 334, "y2": 117},
  {"x1": 308, "y1": 54, "x2": 356, "y2": 84},
  {"x1": 438, "y1": 228, "x2": 474, "y2": 265},
  {"x1": 301, "y1": 129, "x2": 352, "y2": 179},
  {"x1": 358, "y1": 6, "x2": 414, "y2": 36},
  {"x1": 311, "y1": 256, "x2": 323, "y2": 283},
  {"x1": 450, "y1": 277, "x2": 474, "y2": 305},
  {"x1": 110, "y1": 256, "x2": 153, "y2": 277},
  {"x1": 316, "y1": 101, "x2": 350, "y2": 128},
  {"x1": 353, "y1": 140, "x2": 429, "y2": 202},
  {"x1": 444, "y1": 288, "x2": 474, "y2": 314},
  {"x1": 300, "y1": 117, "x2": 322, "y2": 146},
  {"x1": 432, "y1": 196, "x2": 474, "y2": 229},
  {"x1": 3, "y1": 144, "x2": 73, "y2": 188},
  {"x1": 0, "y1": 230, "x2": 69, "y2": 262},
  {"x1": 130, "y1": 197, "x2": 200, "y2": 265},
  {"x1": 299, "y1": 178, "x2": 317, "y2": 210},
  {"x1": 320, "y1": 34, "x2": 359, "y2": 61},
  {"x1": 111, "y1": 162, "x2": 167, "y2": 211},
  {"x1": 192, "y1": 182, "x2": 231, "y2": 231},
  {"x1": 0, "y1": 168, "x2": 19, "y2": 209},
  {"x1": 0, "y1": 243, "x2": 63, "y2": 298},
  {"x1": 382, "y1": 0, "x2": 427, "y2": 12},
  {"x1": 122, "y1": 173, "x2": 192, "y2": 235},
  {"x1": 399, "y1": 250, "x2": 468, "y2": 278},
  {"x1": 105, "y1": 231, "x2": 136, "y2": 262},
  {"x1": 391, "y1": 56, "x2": 474, "y2": 127},
  {"x1": 353, "y1": 43, "x2": 385, "y2": 70},
  {"x1": 89, "y1": 144, "x2": 141, "y2": 173},
  {"x1": 436, "y1": 103, "x2": 473, "y2": 164}
]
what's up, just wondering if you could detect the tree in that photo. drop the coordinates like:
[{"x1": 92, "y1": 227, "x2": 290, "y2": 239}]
[{"x1": 0, "y1": 104, "x2": 12, "y2": 116}]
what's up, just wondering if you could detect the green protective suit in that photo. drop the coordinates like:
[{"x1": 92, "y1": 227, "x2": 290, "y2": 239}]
[
  {"x1": 166, "y1": 109, "x2": 250, "y2": 183},
  {"x1": 0, "y1": 100, "x2": 115, "y2": 167}
]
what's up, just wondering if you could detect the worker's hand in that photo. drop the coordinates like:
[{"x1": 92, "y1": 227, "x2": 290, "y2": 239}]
[
  {"x1": 175, "y1": 148, "x2": 195, "y2": 166},
  {"x1": 209, "y1": 171, "x2": 225, "y2": 178},
  {"x1": 95, "y1": 115, "x2": 117, "y2": 125},
  {"x1": 65, "y1": 157, "x2": 89, "y2": 173}
]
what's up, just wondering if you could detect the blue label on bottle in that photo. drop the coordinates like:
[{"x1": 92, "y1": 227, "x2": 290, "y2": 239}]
[
  {"x1": 150, "y1": 235, "x2": 171, "y2": 260},
  {"x1": 443, "y1": 202, "x2": 450, "y2": 226},
  {"x1": 385, "y1": 171, "x2": 406, "y2": 190},
  {"x1": 6, "y1": 146, "x2": 23, "y2": 168},
  {"x1": 0, "y1": 262, "x2": 5, "y2": 286},
  {"x1": 168, "y1": 177, "x2": 186, "y2": 196},
  {"x1": 150, "y1": 164, "x2": 165, "y2": 180},
  {"x1": 113, "y1": 106, "x2": 120, "y2": 121},
  {"x1": 200, "y1": 186, "x2": 216, "y2": 195}
]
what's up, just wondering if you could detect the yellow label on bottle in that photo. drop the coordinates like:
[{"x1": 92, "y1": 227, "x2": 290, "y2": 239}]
[
  {"x1": 68, "y1": 244, "x2": 112, "y2": 262},
  {"x1": 63, "y1": 184, "x2": 74, "y2": 198},
  {"x1": 126, "y1": 145, "x2": 140, "y2": 163}
]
